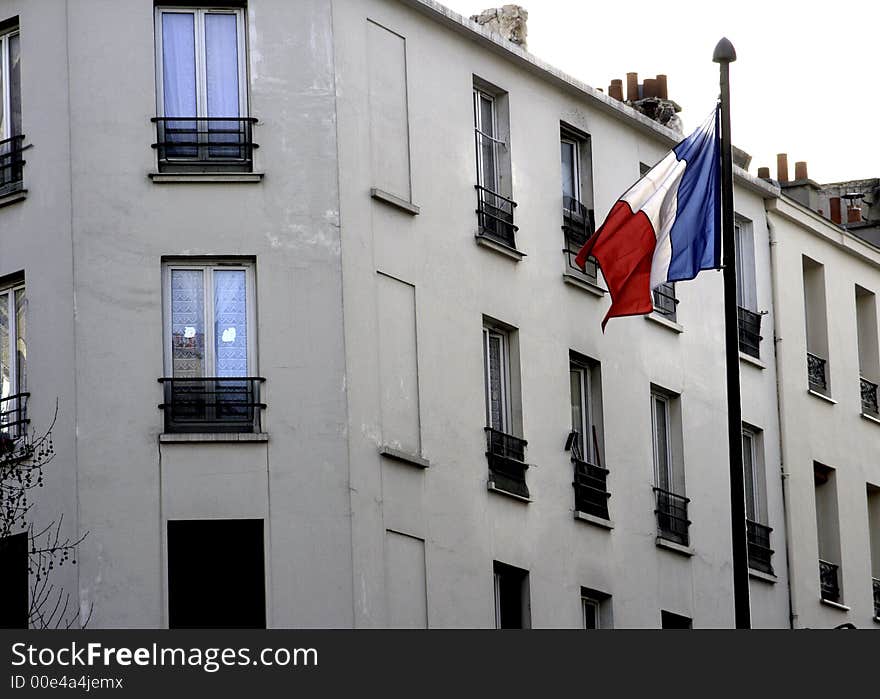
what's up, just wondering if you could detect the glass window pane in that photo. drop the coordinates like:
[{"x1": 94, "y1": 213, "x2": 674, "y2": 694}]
[
  {"x1": 213, "y1": 270, "x2": 248, "y2": 377},
  {"x1": 8, "y1": 33, "x2": 20, "y2": 137},
  {"x1": 561, "y1": 141, "x2": 576, "y2": 201},
  {"x1": 654, "y1": 397, "x2": 670, "y2": 490},
  {"x1": 487, "y1": 333, "x2": 504, "y2": 432},
  {"x1": 205, "y1": 14, "x2": 240, "y2": 118},
  {"x1": 162, "y1": 13, "x2": 197, "y2": 117},
  {"x1": 0, "y1": 292, "x2": 10, "y2": 400},
  {"x1": 14, "y1": 288, "x2": 25, "y2": 394},
  {"x1": 583, "y1": 599, "x2": 598, "y2": 629},
  {"x1": 570, "y1": 368, "x2": 583, "y2": 456},
  {"x1": 170, "y1": 270, "x2": 205, "y2": 377},
  {"x1": 743, "y1": 433, "x2": 756, "y2": 520}
]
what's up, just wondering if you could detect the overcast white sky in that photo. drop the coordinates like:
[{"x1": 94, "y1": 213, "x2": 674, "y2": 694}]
[{"x1": 442, "y1": 0, "x2": 879, "y2": 183}]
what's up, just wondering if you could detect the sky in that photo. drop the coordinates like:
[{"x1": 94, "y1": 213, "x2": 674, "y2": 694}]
[{"x1": 442, "y1": 0, "x2": 879, "y2": 183}]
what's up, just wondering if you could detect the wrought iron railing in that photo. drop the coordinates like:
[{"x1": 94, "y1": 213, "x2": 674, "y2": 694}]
[
  {"x1": 873, "y1": 577, "x2": 880, "y2": 618},
  {"x1": 807, "y1": 353, "x2": 828, "y2": 392},
  {"x1": 819, "y1": 559, "x2": 840, "y2": 603},
  {"x1": 573, "y1": 458, "x2": 610, "y2": 520},
  {"x1": 861, "y1": 377, "x2": 879, "y2": 415},
  {"x1": 654, "y1": 487, "x2": 690, "y2": 546},
  {"x1": 562, "y1": 196, "x2": 595, "y2": 249},
  {"x1": 158, "y1": 377, "x2": 266, "y2": 434},
  {"x1": 0, "y1": 134, "x2": 27, "y2": 191},
  {"x1": 0, "y1": 392, "x2": 30, "y2": 451},
  {"x1": 737, "y1": 307, "x2": 762, "y2": 359},
  {"x1": 152, "y1": 117, "x2": 258, "y2": 171},
  {"x1": 652, "y1": 282, "x2": 678, "y2": 321},
  {"x1": 475, "y1": 185, "x2": 518, "y2": 249},
  {"x1": 746, "y1": 520, "x2": 774, "y2": 574},
  {"x1": 485, "y1": 426, "x2": 528, "y2": 498}
]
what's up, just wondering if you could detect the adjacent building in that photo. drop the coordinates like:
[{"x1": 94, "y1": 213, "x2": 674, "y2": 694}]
[{"x1": 0, "y1": 0, "x2": 873, "y2": 628}]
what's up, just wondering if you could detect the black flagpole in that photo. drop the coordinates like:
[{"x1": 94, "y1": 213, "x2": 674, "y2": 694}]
[{"x1": 714, "y1": 38, "x2": 750, "y2": 628}]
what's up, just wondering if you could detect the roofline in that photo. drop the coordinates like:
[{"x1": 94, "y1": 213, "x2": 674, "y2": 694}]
[{"x1": 399, "y1": 0, "x2": 779, "y2": 199}]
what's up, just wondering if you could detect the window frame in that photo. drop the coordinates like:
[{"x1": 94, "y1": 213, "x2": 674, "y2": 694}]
[
  {"x1": 742, "y1": 427, "x2": 759, "y2": 522},
  {"x1": 581, "y1": 595, "x2": 600, "y2": 629},
  {"x1": 161, "y1": 261, "x2": 257, "y2": 378},
  {"x1": 473, "y1": 87, "x2": 499, "y2": 194},
  {"x1": 652, "y1": 281, "x2": 678, "y2": 321},
  {"x1": 154, "y1": 6, "x2": 249, "y2": 121},
  {"x1": 734, "y1": 217, "x2": 757, "y2": 312},
  {"x1": 560, "y1": 136, "x2": 580, "y2": 206},
  {"x1": 0, "y1": 26, "x2": 20, "y2": 142},
  {"x1": 483, "y1": 325, "x2": 511, "y2": 434},
  {"x1": 651, "y1": 390, "x2": 673, "y2": 492},
  {"x1": 0, "y1": 279, "x2": 26, "y2": 438}
]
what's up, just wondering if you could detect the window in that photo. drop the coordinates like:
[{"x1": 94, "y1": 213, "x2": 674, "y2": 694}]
[
  {"x1": 735, "y1": 218, "x2": 762, "y2": 358},
  {"x1": 0, "y1": 22, "x2": 23, "y2": 192},
  {"x1": 651, "y1": 388, "x2": 689, "y2": 545},
  {"x1": 866, "y1": 484, "x2": 880, "y2": 619},
  {"x1": 0, "y1": 279, "x2": 27, "y2": 441},
  {"x1": 167, "y1": 519, "x2": 266, "y2": 628},
  {"x1": 856, "y1": 286, "x2": 879, "y2": 416},
  {"x1": 814, "y1": 463, "x2": 843, "y2": 603},
  {"x1": 803, "y1": 256, "x2": 830, "y2": 395},
  {"x1": 0, "y1": 532, "x2": 27, "y2": 628},
  {"x1": 743, "y1": 426, "x2": 773, "y2": 574},
  {"x1": 473, "y1": 79, "x2": 516, "y2": 248},
  {"x1": 483, "y1": 321, "x2": 527, "y2": 498},
  {"x1": 569, "y1": 355, "x2": 609, "y2": 519},
  {"x1": 581, "y1": 587, "x2": 612, "y2": 629},
  {"x1": 661, "y1": 610, "x2": 692, "y2": 629},
  {"x1": 652, "y1": 282, "x2": 678, "y2": 321},
  {"x1": 160, "y1": 261, "x2": 263, "y2": 433},
  {"x1": 561, "y1": 126, "x2": 596, "y2": 282},
  {"x1": 153, "y1": 7, "x2": 255, "y2": 171},
  {"x1": 493, "y1": 561, "x2": 530, "y2": 629}
]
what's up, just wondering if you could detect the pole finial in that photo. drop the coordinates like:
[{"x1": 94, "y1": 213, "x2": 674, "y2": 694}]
[{"x1": 713, "y1": 37, "x2": 737, "y2": 63}]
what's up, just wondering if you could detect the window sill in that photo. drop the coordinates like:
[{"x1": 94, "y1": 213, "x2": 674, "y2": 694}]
[
  {"x1": 379, "y1": 445, "x2": 429, "y2": 469},
  {"x1": 819, "y1": 598, "x2": 850, "y2": 612},
  {"x1": 655, "y1": 537, "x2": 694, "y2": 557},
  {"x1": 149, "y1": 172, "x2": 264, "y2": 184},
  {"x1": 739, "y1": 352, "x2": 766, "y2": 369},
  {"x1": 860, "y1": 412, "x2": 880, "y2": 426},
  {"x1": 487, "y1": 481, "x2": 532, "y2": 503},
  {"x1": 370, "y1": 188, "x2": 420, "y2": 215},
  {"x1": 159, "y1": 432, "x2": 269, "y2": 443},
  {"x1": 645, "y1": 313, "x2": 683, "y2": 334},
  {"x1": 474, "y1": 234, "x2": 525, "y2": 261},
  {"x1": 748, "y1": 568, "x2": 777, "y2": 584},
  {"x1": 573, "y1": 511, "x2": 614, "y2": 529},
  {"x1": 807, "y1": 389, "x2": 836, "y2": 404},
  {"x1": 562, "y1": 271, "x2": 605, "y2": 297},
  {"x1": 0, "y1": 187, "x2": 27, "y2": 209}
]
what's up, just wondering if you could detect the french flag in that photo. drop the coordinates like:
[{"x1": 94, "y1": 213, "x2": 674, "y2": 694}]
[{"x1": 575, "y1": 107, "x2": 721, "y2": 329}]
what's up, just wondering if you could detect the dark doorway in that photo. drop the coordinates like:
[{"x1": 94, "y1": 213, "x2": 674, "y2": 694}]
[
  {"x1": 167, "y1": 519, "x2": 266, "y2": 628},
  {"x1": 0, "y1": 532, "x2": 28, "y2": 628}
]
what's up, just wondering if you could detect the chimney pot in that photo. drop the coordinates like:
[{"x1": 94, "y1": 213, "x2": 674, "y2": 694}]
[
  {"x1": 626, "y1": 72, "x2": 639, "y2": 102},
  {"x1": 643, "y1": 78, "x2": 658, "y2": 99},
  {"x1": 829, "y1": 197, "x2": 842, "y2": 224},
  {"x1": 776, "y1": 153, "x2": 789, "y2": 183},
  {"x1": 757, "y1": 166, "x2": 770, "y2": 179},
  {"x1": 794, "y1": 161, "x2": 808, "y2": 180},
  {"x1": 655, "y1": 74, "x2": 668, "y2": 100},
  {"x1": 847, "y1": 206, "x2": 862, "y2": 224},
  {"x1": 608, "y1": 79, "x2": 623, "y2": 101}
]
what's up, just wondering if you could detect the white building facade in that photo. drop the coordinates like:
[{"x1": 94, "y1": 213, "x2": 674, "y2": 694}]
[{"x1": 8, "y1": 0, "x2": 871, "y2": 629}]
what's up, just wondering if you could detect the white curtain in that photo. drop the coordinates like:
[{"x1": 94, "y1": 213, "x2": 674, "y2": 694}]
[
  {"x1": 170, "y1": 270, "x2": 205, "y2": 378},
  {"x1": 205, "y1": 13, "x2": 240, "y2": 156},
  {"x1": 162, "y1": 13, "x2": 197, "y2": 155},
  {"x1": 213, "y1": 270, "x2": 247, "y2": 377}
]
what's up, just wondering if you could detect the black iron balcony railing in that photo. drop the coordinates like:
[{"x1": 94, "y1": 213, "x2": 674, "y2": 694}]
[
  {"x1": 819, "y1": 559, "x2": 841, "y2": 603},
  {"x1": 573, "y1": 458, "x2": 610, "y2": 520},
  {"x1": 485, "y1": 426, "x2": 529, "y2": 499},
  {"x1": 807, "y1": 352, "x2": 828, "y2": 392},
  {"x1": 652, "y1": 282, "x2": 678, "y2": 321},
  {"x1": 152, "y1": 117, "x2": 258, "y2": 172},
  {"x1": 475, "y1": 185, "x2": 518, "y2": 249},
  {"x1": 873, "y1": 577, "x2": 880, "y2": 619},
  {"x1": 737, "y1": 307, "x2": 762, "y2": 359},
  {"x1": 158, "y1": 377, "x2": 266, "y2": 434},
  {"x1": 0, "y1": 134, "x2": 27, "y2": 191},
  {"x1": 654, "y1": 487, "x2": 690, "y2": 546},
  {"x1": 746, "y1": 520, "x2": 774, "y2": 574},
  {"x1": 861, "y1": 377, "x2": 879, "y2": 416},
  {"x1": 0, "y1": 392, "x2": 30, "y2": 452},
  {"x1": 561, "y1": 196, "x2": 595, "y2": 249}
]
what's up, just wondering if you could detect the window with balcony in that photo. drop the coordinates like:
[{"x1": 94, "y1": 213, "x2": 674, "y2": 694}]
[
  {"x1": 803, "y1": 256, "x2": 831, "y2": 396},
  {"x1": 651, "y1": 387, "x2": 689, "y2": 546},
  {"x1": 814, "y1": 462, "x2": 843, "y2": 604},
  {"x1": 743, "y1": 426, "x2": 773, "y2": 574},
  {"x1": 0, "y1": 279, "x2": 27, "y2": 446},
  {"x1": 493, "y1": 561, "x2": 530, "y2": 629},
  {"x1": 560, "y1": 125, "x2": 596, "y2": 284},
  {"x1": 866, "y1": 484, "x2": 880, "y2": 619},
  {"x1": 153, "y1": 6, "x2": 256, "y2": 173},
  {"x1": 855, "y1": 285, "x2": 879, "y2": 417},
  {"x1": 735, "y1": 217, "x2": 762, "y2": 358},
  {"x1": 483, "y1": 320, "x2": 527, "y2": 499},
  {"x1": 0, "y1": 21, "x2": 24, "y2": 196},
  {"x1": 473, "y1": 79, "x2": 517, "y2": 251},
  {"x1": 160, "y1": 261, "x2": 264, "y2": 434},
  {"x1": 652, "y1": 281, "x2": 678, "y2": 322},
  {"x1": 568, "y1": 354, "x2": 608, "y2": 520}
]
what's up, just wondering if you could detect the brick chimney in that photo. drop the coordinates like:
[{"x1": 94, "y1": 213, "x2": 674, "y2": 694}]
[
  {"x1": 757, "y1": 166, "x2": 771, "y2": 179},
  {"x1": 794, "y1": 161, "x2": 808, "y2": 180},
  {"x1": 847, "y1": 206, "x2": 862, "y2": 224},
  {"x1": 776, "y1": 153, "x2": 789, "y2": 183},
  {"x1": 829, "y1": 197, "x2": 842, "y2": 224},
  {"x1": 471, "y1": 5, "x2": 528, "y2": 49},
  {"x1": 608, "y1": 79, "x2": 623, "y2": 101}
]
